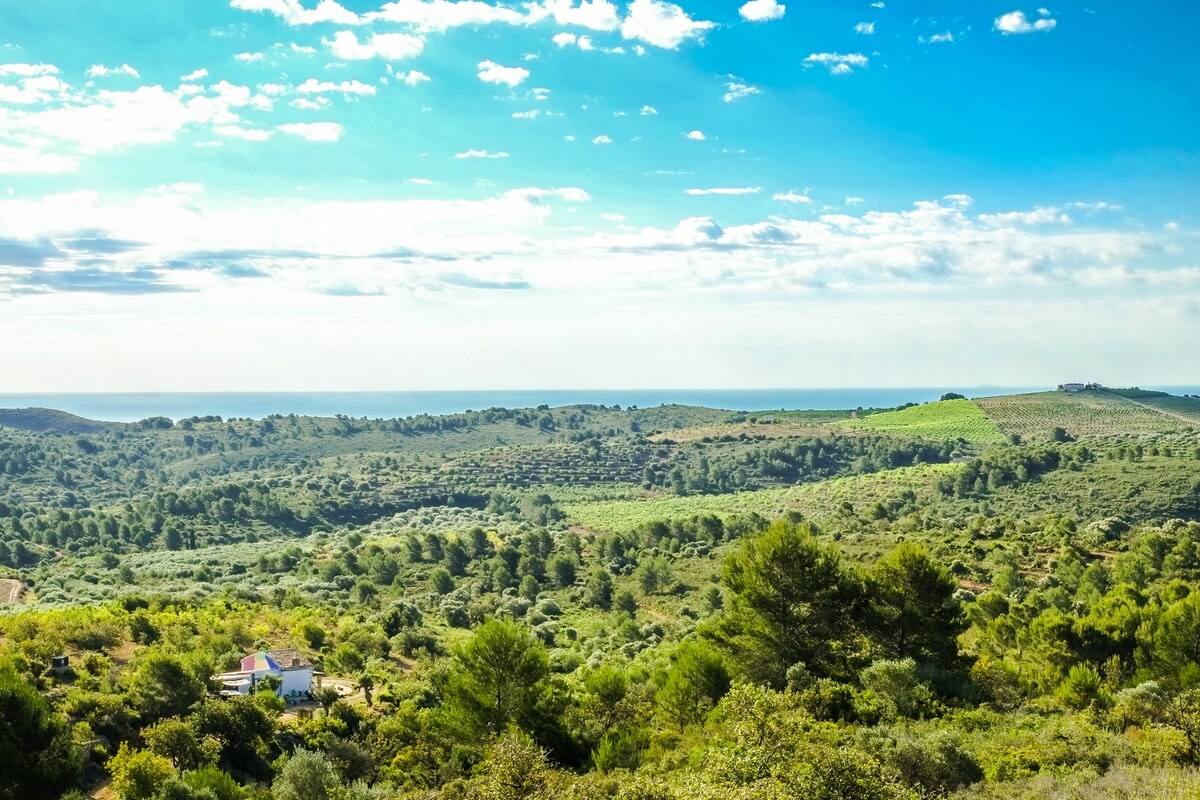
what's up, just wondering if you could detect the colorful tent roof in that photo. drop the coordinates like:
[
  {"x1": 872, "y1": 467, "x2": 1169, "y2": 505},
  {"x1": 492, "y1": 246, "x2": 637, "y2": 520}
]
[{"x1": 240, "y1": 651, "x2": 281, "y2": 672}]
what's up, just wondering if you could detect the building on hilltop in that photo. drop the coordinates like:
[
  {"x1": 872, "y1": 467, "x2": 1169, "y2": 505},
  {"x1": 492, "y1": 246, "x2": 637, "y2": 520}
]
[
  {"x1": 213, "y1": 648, "x2": 321, "y2": 700},
  {"x1": 1060, "y1": 383, "x2": 1086, "y2": 393}
]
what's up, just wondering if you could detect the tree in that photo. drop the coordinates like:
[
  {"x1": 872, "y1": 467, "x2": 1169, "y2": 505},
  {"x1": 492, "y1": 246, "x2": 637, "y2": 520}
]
[
  {"x1": 357, "y1": 673, "x2": 374, "y2": 708},
  {"x1": 657, "y1": 642, "x2": 731, "y2": 730},
  {"x1": 0, "y1": 661, "x2": 81, "y2": 800},
  {"x1": 444, "y1": 618, "x2": 551, "y2": 737},
  {"x1": 108, "y1": 745, "x2": 175, "y2": 800},
  {"x1": 272, "y1": 750, "x2": 342, "y2": 800},
  {"x1": 714, "y1": 520, "x2": 862, "y2": 685},
  {"x1": 468, "y1": 728, "x2": 553, "y2": 800},
  {"x1": 636, "y1": 556, "x2": 673, "y2": 595},
  {"x1": 314, "y1": 686, "x2": 342, "y2": 714},
  {"x1": 125, "y1": 651, "x2": 206, "y2": 724},
  {"x1": 866, "y1": 543, "x2": 965, "y2": 669},
  {"x1": 143, "y1": 717, "x2": 207, "y2": 771}
]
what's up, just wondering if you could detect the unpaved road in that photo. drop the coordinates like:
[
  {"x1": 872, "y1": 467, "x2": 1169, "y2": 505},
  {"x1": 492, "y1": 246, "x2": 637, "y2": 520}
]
[{"x1": 0, "y1": 579, "x2": 25, "y2": 604}]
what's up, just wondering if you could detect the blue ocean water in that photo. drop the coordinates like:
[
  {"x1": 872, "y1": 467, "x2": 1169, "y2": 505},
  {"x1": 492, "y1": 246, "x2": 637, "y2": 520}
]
[{"x1": 0, "y1": 387, "x2": 1068, "y2": 423}]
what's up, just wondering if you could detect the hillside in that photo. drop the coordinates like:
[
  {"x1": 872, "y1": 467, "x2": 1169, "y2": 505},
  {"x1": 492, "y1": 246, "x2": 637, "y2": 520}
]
[
  {"x1": 0, "y1": 407, "x2": 116, "y2": 434},
  {"x1": 2, "y1": 391, "x2": 1200, "y2": 800}
]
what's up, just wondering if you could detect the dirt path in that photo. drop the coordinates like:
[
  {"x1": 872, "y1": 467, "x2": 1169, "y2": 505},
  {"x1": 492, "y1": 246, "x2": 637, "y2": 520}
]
[{"x1": 0, "y1": 579, "x2": 24, "y2": 604}]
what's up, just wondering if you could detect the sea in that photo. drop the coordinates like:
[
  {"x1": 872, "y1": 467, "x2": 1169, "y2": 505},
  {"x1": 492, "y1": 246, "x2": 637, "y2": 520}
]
[
  {"x1": 0, "y1": 387, "x2": 1040, "y2": 422},
  {"x1": 0, "y1": 387, "x2": 1195, "y2": 423}
]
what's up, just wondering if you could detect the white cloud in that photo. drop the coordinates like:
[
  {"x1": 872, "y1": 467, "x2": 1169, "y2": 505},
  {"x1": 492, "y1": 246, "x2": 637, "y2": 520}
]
[
  {"x1": 845, "y1": 196, "x2": 864, "y2": 205},
  {"x1": 553, "y1": 32, "x2": 577, "y2": 46},
  {"x1": 454, "y1": 149, "x2": 509, "y2": 158},
  {"x1": 854, "y1": 21, "x2": 874, "y2": 34},
  {"x1": 685, "y1": 130, "x2": 705, "y2": 140},
  {"x1": 297, "y1": 78, "x2": 377, "y2": 95},
  {"x1": 526, "y1": 0, "x2": 621, "y2": 31},
  {"x1": 513, "y1": 110, "x2": 540, "y2": 119},
  {"x1": 0, "y1": 63, "x2": 59, "y2": 77},
  {"x1": 181, "y1": 69, "x2": 209, "y2": 81},
  {"x1": 398, "y1": 70, "x2": 431, "y2": 85},
  {"x1": 87, "y1": 64, "x2": 140, "y2": 78},
  {"x1": 804, "y1": 52, "x2": 868, "y2": 74},
  {"x1": 230, "y1": 0, "x2": 362, "y2": 25},
  {"x1": 325, "y1": 30, "x2": 425, "y2": 60},
  {"x1": 409, "y1": 177, "x2": 435, "y2": 184},
  {"x1": 920, "y1": 31, "x2": 954, "y2": 43},
  {"x1": 290, "y1": 43, "x2": 318, "y2": 54},
  {"x1": 277, "y1": 121, "x2": 344, "y2": 141},
  {"x1": 235, "y1": 52, "x2": 265, "y2": 62},
  {"x1": 592, "y1": 134, "x2": 612, "y2": 144},
  {"x1": 477, "y1": 60, "x2": 530, "y2": 87},
  {"x1": 290, "y1": 97, "x2": 331, "y2": 110},
  {"x1": 0, "y1": 143, "x2": 78, "y2": 173},
  {"x1": 738, "y1": 0, "x2": 784, "y2": 21},
  {"x1": 994, "y1": 9, "x2": 1057, "y2": 34},
  {"x1": 367, "y1": 0, "x2": 524, "y2": 31},
  {"x1": 215, "y1": 125, "x2": 273, "y2": 141},
  {"x1": 640, "y1": 104, "x2": 658, "y2": 115},
  {"x1": 621, "y1": 0, "x2": 714, "y2": 49},
  {"x1": 774, "y1": 191, "x2": 811, "y2": 204},
  {"x1": 685, "y1": 187, "x2": 761, "y2": 195},
  {"x1": 723, "y1": 80, "x2": 760, "y2": 102}
]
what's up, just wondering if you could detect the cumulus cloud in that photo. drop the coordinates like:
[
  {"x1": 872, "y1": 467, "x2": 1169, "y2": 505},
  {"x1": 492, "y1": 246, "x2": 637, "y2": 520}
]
[
  {"x1": 723, "y1": 80, "x2": 760, "y2": 102},
  {"x1": 398, "y1": 70, "x2": 431, "y2": 85},
  {"x1": 621, "y1": 0, "x2": 714, "y2": 49},
  {"x1": 367, "y1": 0, "x2": 524, "y2": 31},
  {"x1": 920, "y1": 31, "x2": 954, "y2": 43},
  {"x1": 685, "y1": 187, "x2": 761, "y2": 195},
  {"x1": 854, "y1": 21, "x2": 874, "y2": 34},
  {"x1": 477, "y1": 60, "x2": 530, "y2": 86},
  {"x1": 738, "y1": 0, "x2": 784, "y2": 21},
  {"x1": 325, "y1": 30, "x2": 425, "y2": 60},
  {"x1": 513, "y1": 109, "x2": 540, "y2": 119},
  {"x1": 453, "y1": 149, "x2": 509, "y2": 158},
  {"x1": 0, "y1": 63, "x2": 59, "y2": 77},
  {"x1": 527, "y1": 0, "x2": 621, "y2": 31},
  {"x1": 804, "y1": 52, "x2": 868, "y2": 74},
  {"x1": 235, "y1": 52, "x2": 265, "y2": 62},
  {"x1": 774, "y1": 191, "x2": 811, "y2": 204},
  {"x1": 994, "y1": 8, "x2": 1057, "y2": 34},
  {"x1": 592, "y1": 134, "x2": 612, "y2": 144},
  {"x1": 296, "y1": 78, "x2": 377, "y2": 96},
  {"x1": 277, "y1": 121, "x2": 344, "y2": 141},
  {"x1": 87, "y1": 64, "x2": 140, "y2": 78},
  {"x1": 640, "y1": 104, "x2": 658, "y2": 115},
  {"x1": 685, "y1": 130, "x2": 705, "y2": 140},
  {"x1": 230, "y1": 0, "x2": 362, "y2": 25},
  {"x1": 181, "y1": 68, "x2": 209, "y2": 81}
]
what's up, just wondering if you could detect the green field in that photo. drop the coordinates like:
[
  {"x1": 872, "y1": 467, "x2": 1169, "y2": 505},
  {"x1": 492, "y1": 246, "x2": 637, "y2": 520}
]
[
  {"x1": 1136, "y1": 394, "x2": 1200, "y2": 425},
  {"x1": 975, "y1": 391, "x2": 1190, "y2": 441},
  {"x1": 840, "y1": 399, "x2": 1006, "y2": 444},
  {"x1": 564, "y1": 463, "x2": 957, "y2": 533}
]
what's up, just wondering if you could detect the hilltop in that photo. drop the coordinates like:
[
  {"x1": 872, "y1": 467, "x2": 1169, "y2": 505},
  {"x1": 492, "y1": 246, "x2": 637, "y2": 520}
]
[{"x1": 0, "y1": 407, "x2": 117, "y2": 434}]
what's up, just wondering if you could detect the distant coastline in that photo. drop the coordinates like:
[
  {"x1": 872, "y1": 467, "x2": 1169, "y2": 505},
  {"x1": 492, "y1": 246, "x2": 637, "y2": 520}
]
[{"x1": 0, "y1": 387, "x2": 1064, "y2": 422}]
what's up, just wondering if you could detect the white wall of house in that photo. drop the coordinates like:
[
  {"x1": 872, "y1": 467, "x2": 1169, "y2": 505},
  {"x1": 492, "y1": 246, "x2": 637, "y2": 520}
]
[{"x1": 280, "y1": 668, "x2": 313, "y2": 696}]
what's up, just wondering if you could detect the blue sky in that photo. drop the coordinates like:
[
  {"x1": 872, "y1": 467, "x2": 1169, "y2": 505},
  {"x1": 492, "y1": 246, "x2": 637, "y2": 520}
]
[{"x1": 0, "y1": 0, "x2": 1196, "y2": 390}]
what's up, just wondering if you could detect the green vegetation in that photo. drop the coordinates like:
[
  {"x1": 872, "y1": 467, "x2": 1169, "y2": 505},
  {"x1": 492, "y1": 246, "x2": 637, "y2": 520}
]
[
  {"x1": 2, "y1": 390, "x2": 1200, "y2": 799},
  {"x1": 975, "y1": 391, "x2": 1192, "y2": 441},
  {"x1": 842, "y1": 399, "x2": 1006, "y2": 444}
]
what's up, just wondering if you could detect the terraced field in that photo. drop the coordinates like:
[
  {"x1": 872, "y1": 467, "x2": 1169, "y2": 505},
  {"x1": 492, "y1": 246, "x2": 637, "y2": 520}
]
[
  {"x1": 1136, "y1": 395, "x2": 1200, "y2": 425},
  {"x1": 975, "y1": 391, "x2": 1189, "y2": 441},
  {"x1": 840, "y1": 399, "x2": 1006, "y2": 444},
  {"x1": 564, "y1": 463, "x2": 958, "y2": 534}
]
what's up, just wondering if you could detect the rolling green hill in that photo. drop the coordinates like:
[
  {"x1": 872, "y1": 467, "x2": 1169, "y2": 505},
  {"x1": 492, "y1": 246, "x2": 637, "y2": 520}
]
[
  {"x1": 0, "y1": 407, "x2": 116, "y2": 434},
  {"x1": 840, "y1": 398, "x2": 1006, "y2": 443}
]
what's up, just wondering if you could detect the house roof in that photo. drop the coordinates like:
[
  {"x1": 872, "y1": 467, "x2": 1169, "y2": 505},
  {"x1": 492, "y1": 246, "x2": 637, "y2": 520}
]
[
  {"x1": 240, "y1": 651, "x2": 281, "y2": 672},
  {"x1": 266, "y1": 648, "x2": 312, "y2": 670}
]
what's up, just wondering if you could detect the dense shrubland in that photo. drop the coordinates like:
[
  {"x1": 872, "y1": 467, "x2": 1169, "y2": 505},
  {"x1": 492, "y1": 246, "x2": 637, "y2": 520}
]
[{"x1": 3, "y1": 393, "x2": 1200, "y2": 798}]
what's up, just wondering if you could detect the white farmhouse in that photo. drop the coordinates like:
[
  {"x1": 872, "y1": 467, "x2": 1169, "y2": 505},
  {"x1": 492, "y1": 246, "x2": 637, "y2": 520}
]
[
  {"x1": 1061, "y1": 383, "x2": 1086, "y2": 393},
  {"x1": 213, "y1": 648, "x2": 320, "y2": 700}
]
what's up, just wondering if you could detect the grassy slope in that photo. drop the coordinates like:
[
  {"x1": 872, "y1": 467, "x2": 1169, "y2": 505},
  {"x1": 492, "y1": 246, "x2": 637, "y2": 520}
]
[
  {"x1": 840, "y1": 399, "x2": 1006, "y2": 444},
  {"x1": 1135, "y1": 395, "x2": 1200, "y2": 425},
  {"x1": 563, "y1": 463, "x2": 957, "y2": 534},
  {"x1": 975, "y1": 391, "x2": 1190, "y2": 441}
]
